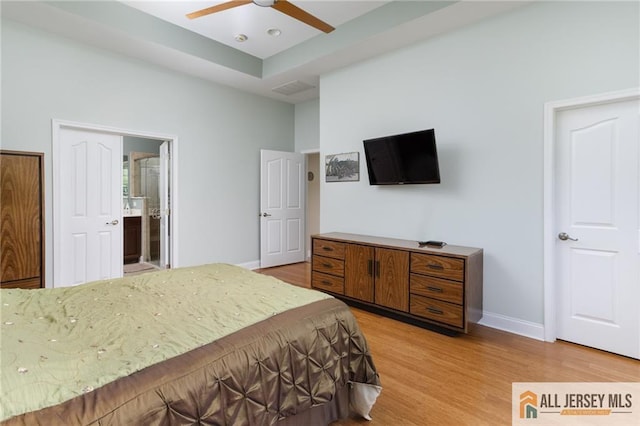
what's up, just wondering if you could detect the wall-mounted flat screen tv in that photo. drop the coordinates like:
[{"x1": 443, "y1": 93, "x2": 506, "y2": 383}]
[{"x1": 363, "y1": 128, "x2": 440, "y2": 185}]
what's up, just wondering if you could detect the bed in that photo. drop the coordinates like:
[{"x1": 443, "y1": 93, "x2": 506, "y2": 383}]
[{"x1": 0, "y1": 264, "x2": 381, "y2": 425}]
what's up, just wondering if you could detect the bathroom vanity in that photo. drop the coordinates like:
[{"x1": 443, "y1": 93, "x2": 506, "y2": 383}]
[{"x1": 123, "y1": 215, "x2": 142, "y2": 264}]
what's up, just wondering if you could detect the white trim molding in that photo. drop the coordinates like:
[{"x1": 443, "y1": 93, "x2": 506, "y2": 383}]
[
  {"x1": 51, "y1": 119, "x2": 180, "y2": 286},
  {"x1": 299, "y1": 148, "x2": 320, "y2": 154},
  {"x1": 479, "y1": 311, "x2": 545, "y2": 341},
  {"x1": 237, "y1": 260, "x2": 261, "y2": 270},
  {"x1": 542, "y1": 87, "x2": 640, "y2": 342}
]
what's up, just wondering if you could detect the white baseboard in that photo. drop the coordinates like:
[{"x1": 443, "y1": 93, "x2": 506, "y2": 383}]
[
  {"x1": 236, "y1": 260, "x2": 260, "y2": 270},
  {"x1": 478, "y1": 311, "x2": 545, "y2": 341}
]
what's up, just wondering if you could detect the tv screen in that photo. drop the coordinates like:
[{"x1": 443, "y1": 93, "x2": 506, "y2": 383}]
[{"x1": 363, "y1": 128, "x2": 440, "y2": 185}]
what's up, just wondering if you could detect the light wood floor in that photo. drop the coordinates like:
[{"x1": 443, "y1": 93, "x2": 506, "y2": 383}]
[{"x1": 257, "y1": 262, "x2": 640, "y2": 425}]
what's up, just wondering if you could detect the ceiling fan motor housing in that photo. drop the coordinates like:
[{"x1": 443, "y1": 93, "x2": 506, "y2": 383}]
[{"x1": 253, "y1": 0, "x2": 276, "y2": 7}]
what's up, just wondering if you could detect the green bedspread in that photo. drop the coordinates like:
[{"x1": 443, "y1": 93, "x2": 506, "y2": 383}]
[{"x1": 0, "y1": 264, "x2": 331, "y2": 421}]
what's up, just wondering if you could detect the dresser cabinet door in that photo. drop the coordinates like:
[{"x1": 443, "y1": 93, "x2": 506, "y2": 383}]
[
  {"x1": 374, "y1": 248, "x2": 409, "y2": 311},
  {"x1": 345, "y1": 244, "x2": 374, "y2": 302}
]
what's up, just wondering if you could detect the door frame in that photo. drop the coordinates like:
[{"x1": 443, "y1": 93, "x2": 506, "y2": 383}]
[
  {"x1": 51, "y1": 119, "x2": 179, "y2": 286},
  {"x1": 302, "y1": 148, "x2": 320, "y2": 260},
  {"x1": 542, "y1": 87, "x2": 640, "y2": 342}
]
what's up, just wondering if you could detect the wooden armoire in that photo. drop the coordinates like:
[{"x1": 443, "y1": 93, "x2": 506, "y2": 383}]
[{"x1": 0, "y1": 150, "x2": 45, "y2": 289}]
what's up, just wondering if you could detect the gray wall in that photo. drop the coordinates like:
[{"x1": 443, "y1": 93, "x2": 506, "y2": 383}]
[
  {"x1": 1, "y1": 19, "x2": 295, "y2": 285},
  {"x1": 294, "y1": 99, "x2": 320, "y2": 152},
  {"x1": 295, "y1": 100, "x2": 321, "y2": 259},
  {"x1": 319, "y1": 1, "x2": 639, "y2": 330}
]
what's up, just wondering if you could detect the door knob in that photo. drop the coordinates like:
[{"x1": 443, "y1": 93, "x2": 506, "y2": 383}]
[
  {"x1": 558, "y1": 232, "x2": 578, "y2": 241},
  {"x1": 106, "y1": 219, "x2": 119, "y2": 225},
  {"x1": 260, "y1": 212, "x2": 272, "y2": 217}
]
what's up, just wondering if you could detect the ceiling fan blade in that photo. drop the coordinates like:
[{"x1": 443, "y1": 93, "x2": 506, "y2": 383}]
[
  {"x1": 272, "y1": 0, "x2": 335, "y2": 33},
  {"x1": 187, "y1": 0, "x2": 252, "y2": 19}
]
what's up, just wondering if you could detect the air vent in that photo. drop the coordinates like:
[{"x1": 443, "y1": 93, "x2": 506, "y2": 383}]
[{"x1": 272, "y1": 80, "x2": 315, "y2": 96}]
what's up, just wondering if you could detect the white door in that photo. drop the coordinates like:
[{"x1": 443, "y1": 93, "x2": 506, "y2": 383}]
[
  {"x1": 159, "y1": 141, "x2": 170, "y2": 268},
  {"x1": 260, "y1": 150, "x2": 305, "y2": 268},
  {"x1": 555, "y1": 98, "x2": 639, "y2": 359},
  {"x1": 56, "y1": 128, "x2": 123, "y2": 287}
]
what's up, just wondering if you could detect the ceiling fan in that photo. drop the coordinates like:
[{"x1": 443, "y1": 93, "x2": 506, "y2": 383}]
[{"x1": 187, "y1": 0, "x2": 335, "y2": 33}]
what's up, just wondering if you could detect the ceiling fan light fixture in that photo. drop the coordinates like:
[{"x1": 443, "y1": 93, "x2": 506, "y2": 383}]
[{"x1": 253, "y1": 0, "x2": 276, "y2": 7}]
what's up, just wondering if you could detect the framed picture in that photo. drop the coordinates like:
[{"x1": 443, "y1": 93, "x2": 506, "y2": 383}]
[{"x1": 325, "y1": 152, "x2": 359, "y2": 182}]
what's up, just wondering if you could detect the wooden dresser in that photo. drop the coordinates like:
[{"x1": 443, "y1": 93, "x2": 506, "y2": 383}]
[
  {"x1": 311, "y1": 232, "x2": 483, "y2": 333},
  {"x1": 1, "y1": 150, "x2": 45, "y2": 289}
]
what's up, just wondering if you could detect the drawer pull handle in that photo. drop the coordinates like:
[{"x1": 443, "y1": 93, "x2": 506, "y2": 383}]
[
  {"x1": 427, "y1": 286, "x2": 443, "y2": 293},
  {"x1": 428, "y1": 263, "x2": 444, "y2": 270},
  {"x1": 427, "y1": 307, "x2": 444, "y2": 315},
  {"x1": 322, "y1": 280, "x2": 332, "y2": 286},
  {"x1": 322, "y1": 246, "x2": 334, "y2": 252},
  {"x1": 322, "y1": 263, "x2": 332, "y2": 268}
]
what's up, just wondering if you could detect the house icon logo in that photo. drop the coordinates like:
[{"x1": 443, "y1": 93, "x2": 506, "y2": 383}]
[{"x1": 520, "y1": 390, "x2": 538, "y2": 419}]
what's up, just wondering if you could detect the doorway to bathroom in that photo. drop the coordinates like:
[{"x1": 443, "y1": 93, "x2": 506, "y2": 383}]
[
  {"x1": 122, "y1": 136, "x2": 170, "y2": 275},
  {"x1": 52, "y1": 120, "x2": 178, "y2": 287}
]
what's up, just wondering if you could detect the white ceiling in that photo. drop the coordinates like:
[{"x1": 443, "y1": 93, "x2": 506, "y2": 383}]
[
  {"x1": 123, "y1": 1, "x2": 390, "y2": 59},
  {"x1": 2, "y1": 1, "x2": 531, "y2": 104}
]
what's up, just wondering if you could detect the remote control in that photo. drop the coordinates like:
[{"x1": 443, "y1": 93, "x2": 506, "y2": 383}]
[{"x1": 418, "y1": 240, "x2": 447, "y2": 248}]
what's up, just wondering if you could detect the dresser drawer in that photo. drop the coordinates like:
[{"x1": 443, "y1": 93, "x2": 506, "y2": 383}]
[
  {"x1": 313, "y1": 239, "x2": 346, "y2": 260},
  {"x1": 312, "y1": 255, "x2": 345, "y2": 277},
  {"x1": 410, "y1": 274, "x2": 463, "y2": 305},
  {"x1": 312, "y1": 272, "x2": 344, "y2": 295},
  {"x1": 411, "y1": 253, "x2": 464, "y2": 282},
  {"x1": 410, "y1": 294, "x2": 463, "y2": 328}
]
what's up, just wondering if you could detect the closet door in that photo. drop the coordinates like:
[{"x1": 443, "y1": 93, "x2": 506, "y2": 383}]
[{"x1": 0, "y1": 150, "x2": 44, "y2": 289}]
